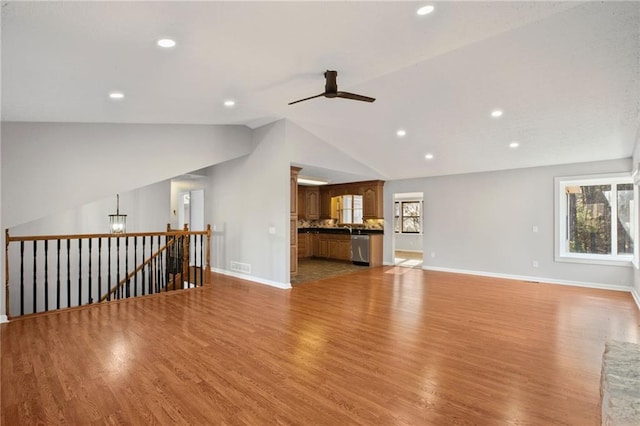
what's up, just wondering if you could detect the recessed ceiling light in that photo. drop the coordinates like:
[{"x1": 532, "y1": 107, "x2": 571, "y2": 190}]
[
  {"x1": 396, "y1": 129, "x2": 406, "y2": 137},
  {"x1": 425, "y1": 153, "x2": 434, "y2": 160},
  {"x1": 491, "y1": 109, "x2": 503, "y2": 118},
  {"x1": 509, "y1": 141, "x2": 520, "y2": 148},
  {"x1": 417, "y1": 5, "x2": 435, "y2": 16},
  {"x1": 224, "y1": 99, "x2": 236, "y2": 108},
  {"x1": 157, "y1": 38, "x2": 176, "y2": 48},
  {"x1": 109, "y1": 92, "x2": 124, "y2": 100}
]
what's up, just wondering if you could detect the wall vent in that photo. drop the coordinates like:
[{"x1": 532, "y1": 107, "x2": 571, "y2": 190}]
[{"x1": 230, "y1": 261, "x2": 251, "y2": 274}]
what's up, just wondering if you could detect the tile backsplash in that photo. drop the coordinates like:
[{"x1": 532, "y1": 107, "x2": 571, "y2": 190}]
[{"x1": 298, "y1": 218, "x2": 384, "y2": 230}]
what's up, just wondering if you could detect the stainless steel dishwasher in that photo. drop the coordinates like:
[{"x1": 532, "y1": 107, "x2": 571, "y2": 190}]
[{"x1": 351, "y1": 235, "x2": 370, "y2": 265}]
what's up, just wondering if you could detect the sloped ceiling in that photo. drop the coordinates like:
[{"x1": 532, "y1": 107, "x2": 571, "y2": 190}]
[{"x1": 2, "y1": 1, "x2": 639, "y2": 181}]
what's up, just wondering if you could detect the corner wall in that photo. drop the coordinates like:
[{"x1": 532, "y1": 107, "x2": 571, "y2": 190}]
[
  {"x1": 209, "y1": 121, "x2": 291, "y2": 287},
  {"x1": 384, "y1": 158, "x2": 634, "y2": 289}
]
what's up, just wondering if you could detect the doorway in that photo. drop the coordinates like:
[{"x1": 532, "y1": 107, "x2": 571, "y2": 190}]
[{"x1": 393, "y1": 192, "x2": 424, "y2": 268}]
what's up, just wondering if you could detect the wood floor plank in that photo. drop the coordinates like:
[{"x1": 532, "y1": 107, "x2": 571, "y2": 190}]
[{"x1": 2, "y1": 267, "x2": 639, "y2": 425}]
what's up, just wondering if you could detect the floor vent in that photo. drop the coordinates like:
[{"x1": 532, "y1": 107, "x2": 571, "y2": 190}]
[{"x1": 230, "y1": 261, "x2": 251, "y2": 274}]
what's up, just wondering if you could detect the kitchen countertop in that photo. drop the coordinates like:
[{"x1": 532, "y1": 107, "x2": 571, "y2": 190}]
[{"x1": 298, "y1": 227, "x2": 383, "y2": 235}]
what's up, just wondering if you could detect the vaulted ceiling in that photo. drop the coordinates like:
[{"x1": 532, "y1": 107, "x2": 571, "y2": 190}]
[{"x1": 2, "y1": 1, "x2": 639, "y2": 181}]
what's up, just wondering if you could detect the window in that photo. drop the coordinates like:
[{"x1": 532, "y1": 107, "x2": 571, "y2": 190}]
[
  {"x1": 394, "y1": 201, "x2": 422, "y2": 233},
  {"x1": 334, "y1": 195, "x2": 363, "y2": 224},
  {"x1": 556, "y1": 174, "x2": 635, "y2": 265}
]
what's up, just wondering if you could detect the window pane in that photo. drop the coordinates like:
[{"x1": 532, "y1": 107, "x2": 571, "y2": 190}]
[
  {"x1": 617, "y1": 183, "x2": 634, "y2": 255},
  {"x1": 568, "y1": 185, "x2": 611, "y2": 254},
  {"x1": 402, "y1": 202, "x2": 420, "y2": 217},
  {"x1": 403, "y1": 217, "x2": 420, "y2": 233}
]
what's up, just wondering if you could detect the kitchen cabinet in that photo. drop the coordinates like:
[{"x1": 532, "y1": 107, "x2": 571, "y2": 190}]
[
  {"x1": 318, "y1": 180, "x2": 385, "y2": 220},
  {"x1": 290, "y1": 167, "x2": 302, "y2": 277},
  {"x1": 298, "y1": 233, "x2": 312, "y2": 258},
  {"x1": 316, "y1": 234, "x2": 351, "y2": 261},
  {"x1": 298, "y1": 186, "x2": 319, "y2": 220},
  {"x1": 318, "y1": 236, "x2": 329, "y2": 258},
  {"x1": 360, "y1": 180, "x2": 384, "y2": 219},
  {"x1": 305, "y1": 187, "x2": 319, "y2": 220},
  {"x1": 297, "y1": 188, "x2": 306, "y2": 219},
  {"x1": 319, "y1": 187, "x2": 333, "y2": 219}
]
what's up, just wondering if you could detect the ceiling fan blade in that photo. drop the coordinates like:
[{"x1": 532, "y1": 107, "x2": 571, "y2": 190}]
[
  {"x1": 336, "y1": 91, "x2": 376, "y2": 103},
  {"x1": 288, "y1": 93, "x2": 325, "y2": 105}
]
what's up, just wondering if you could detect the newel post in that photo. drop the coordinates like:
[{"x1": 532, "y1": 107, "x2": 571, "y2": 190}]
[
  {"x1": 5, "y1": 229, "x2": 10, "y2": 319},
  {"x1": 182, "y1": 224, "x2": 189, "y2": 282},
  {"x1": 206, "y1": 224, "x2": 211, "y2": 284}
]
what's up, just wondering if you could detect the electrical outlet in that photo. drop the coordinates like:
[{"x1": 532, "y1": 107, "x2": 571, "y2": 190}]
[
  {"x1": 532, "y1": 260, "x2": 539, "y2": 268},
  {"x1": 431, "y1": 252, "x2": 436, "y2": 258}
]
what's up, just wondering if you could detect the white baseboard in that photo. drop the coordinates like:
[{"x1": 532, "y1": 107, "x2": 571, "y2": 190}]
[
  {"x1": 211, "y1": 268, "x2": 291, "y2": 290},
  {"x1": 423, "y1": 265, "x2": 632, "y2": 292},
  {"x1": 0, "y1": 315, "x2": 8, "y2": 324},
  {"x1": 632, "y1": 288, "x2": 640, "y2": 311},
  {"x1": 394, "y1": 249, "x2": 423, "y2": 254}
]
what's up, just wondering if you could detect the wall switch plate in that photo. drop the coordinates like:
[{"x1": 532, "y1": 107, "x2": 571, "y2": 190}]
[
  {"x1": 532, "y1": 226, "x2": 539, "y2": 233},
  {"x1": 268, "y1": 227, "x2": 276, "y2": 235}
]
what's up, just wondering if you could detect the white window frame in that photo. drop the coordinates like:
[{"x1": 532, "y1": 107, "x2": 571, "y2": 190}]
[
  {"x1": 394, "y1": 200, "x2": 423, "y2": 234},
  {"x1": 555, "y1": 172, "x2": 635, "y2": 267}
]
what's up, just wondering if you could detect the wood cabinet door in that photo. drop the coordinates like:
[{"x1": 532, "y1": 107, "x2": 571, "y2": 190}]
[
  {"x1": 298, "y1": 187, "x2": 306, "y2": 220},
  {"x1": 306, "y1": 187, "x2": 319, "y2": 220},
  {"x1": 318, "y1": 238, "x2": 329, "y2": 258},
  {"x1": 319, "y1": 188, "x2": 332, "y2": 219},
  {"x1": 337, "y1": 239, "x2": 351, "y2": 261},
  {"x1": 362, "y1": 181, "x2": 384, "y2": 219},
  {"x1": 311, "y1": 234, "x2": 319, "y2": 257}
]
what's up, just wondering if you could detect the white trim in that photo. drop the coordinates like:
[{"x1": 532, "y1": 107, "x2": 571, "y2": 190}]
[
  {"x1": 422, "y1": 265, "x2": 632, "y2": 292},
  {"x1": 632, "y1": 288, "x2": 640, "y2": 311},
  {"x1": 394, "y1": 249, "x2": 423, "y2": 254},
  {"x1": 211, "y1": 268, "x2": 291, "y2": 289},
  {"x1": 0, "y1": 315, "x2": 8, "y2": 324}
]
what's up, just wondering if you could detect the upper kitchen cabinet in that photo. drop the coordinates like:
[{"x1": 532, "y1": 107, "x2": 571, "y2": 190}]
[
  {"x1": 360, "y1": 180, "x2": 385, "y2": 219},
  {"x1": 319, "y1": 180, "x2": 385, "y2": 220},
  {"x1": 305, "y1": 187, "x2": 319, "y2": 220},
  {"x1": 319, "y1": 187, "x2": 333, "y2": 219},
  {"x1": 298, "y1": 186, "x2": 320, "y2": 220}
]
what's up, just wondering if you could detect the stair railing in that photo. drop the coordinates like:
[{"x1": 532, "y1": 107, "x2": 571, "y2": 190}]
[{"x1": 4, "y1": 224, "x2": 211, "y2": 319}]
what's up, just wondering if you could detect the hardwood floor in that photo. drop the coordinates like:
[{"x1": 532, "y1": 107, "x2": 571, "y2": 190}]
[{"x1": 2, "y1": 267, "x2": 639, "y2": 425}]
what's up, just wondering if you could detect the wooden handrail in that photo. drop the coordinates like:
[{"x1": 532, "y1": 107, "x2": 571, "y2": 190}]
[
  {"x1": 6, "y1": 229, "x2": 209, "y2": 243},
  {"x1": 99, "y1": 238, "x2": 177, "y2": 302}
]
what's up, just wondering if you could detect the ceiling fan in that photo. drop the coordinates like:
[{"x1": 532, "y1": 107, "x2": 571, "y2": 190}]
[{"x1": 288, "y1": 70, "x2": 376, "y2": 105}]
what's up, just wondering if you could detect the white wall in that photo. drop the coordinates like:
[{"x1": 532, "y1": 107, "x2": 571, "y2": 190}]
[
  {"x1": 384, "y1": 158, "x2": 634, "y2": 289},
  {"x1": 631, "y1": 142, "x2": 640, "y2": 305},
  {"x1": 209, "y1": 121, "x2": 290, "y2": 287},
  {"x1": 8, "y1": 180, "x2": 171, "y2": 237},
  {"x1": 1, "y1": 122, "x2": 252, "y2": 228},
  {"x1": 395, "y1": 234, "x2": 423, "y2": 252},
  {"x1": 286, "y1": 121, "x2": 383, "y2": 179},
  {"x1": 0, "y1": 131, "x2": 4, "y2": 321}
]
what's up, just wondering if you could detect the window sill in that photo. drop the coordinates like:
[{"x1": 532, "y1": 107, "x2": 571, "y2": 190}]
[{"x1": 555, "y1": 254, "x2": 634, "y2": 268}]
